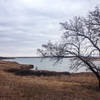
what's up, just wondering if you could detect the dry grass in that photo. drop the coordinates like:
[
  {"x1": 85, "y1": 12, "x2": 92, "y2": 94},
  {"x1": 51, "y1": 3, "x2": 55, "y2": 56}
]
[{"x1": 0, "y1": 60, "x2": 100, "y2": 100}]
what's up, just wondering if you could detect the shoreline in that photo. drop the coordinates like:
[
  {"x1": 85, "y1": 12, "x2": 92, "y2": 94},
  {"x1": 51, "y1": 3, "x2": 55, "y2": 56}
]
[
  {"x1": 2, "y1": 59, "x2": 88, "y2": 74},
  {"x1": 0, "y1": 59, "x2": 94, "y2": 77},
  {"x1": 1, "y1": 60, "x2": 70, "y2": 76}
]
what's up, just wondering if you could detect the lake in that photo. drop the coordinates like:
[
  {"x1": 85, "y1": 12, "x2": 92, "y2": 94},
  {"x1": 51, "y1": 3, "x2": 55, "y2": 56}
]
[{"x1": 5, "y1": 57, "x2": 89, "y2": 72}]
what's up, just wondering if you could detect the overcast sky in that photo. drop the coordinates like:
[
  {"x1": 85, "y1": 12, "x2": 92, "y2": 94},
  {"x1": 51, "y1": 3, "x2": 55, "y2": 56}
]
[{"x1": 0, "y1": 0, "x2": 100, "y2": 57}]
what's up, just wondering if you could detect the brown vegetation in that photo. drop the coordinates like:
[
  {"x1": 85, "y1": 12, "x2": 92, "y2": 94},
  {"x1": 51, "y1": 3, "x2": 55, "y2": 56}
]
[{"x1": 0, "y1": 60, "x2": 100, "y2": 100}]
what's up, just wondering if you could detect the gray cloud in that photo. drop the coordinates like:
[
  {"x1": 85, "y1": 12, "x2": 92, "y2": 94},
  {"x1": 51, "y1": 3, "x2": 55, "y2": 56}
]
[{"x1": 0, "y1": 0, "x2": 100, "y2": 56}]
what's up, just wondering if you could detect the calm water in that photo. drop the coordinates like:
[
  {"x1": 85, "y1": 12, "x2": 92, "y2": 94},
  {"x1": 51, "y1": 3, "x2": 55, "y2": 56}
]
[{"x1": 5, "y1": 57, "x2": 88, "y2": 72}]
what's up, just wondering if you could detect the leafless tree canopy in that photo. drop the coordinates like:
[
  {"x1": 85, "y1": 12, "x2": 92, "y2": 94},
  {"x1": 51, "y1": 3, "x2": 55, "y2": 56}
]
[{"x1": 38, "y1": 7, "x2": 100, "y2": 88}]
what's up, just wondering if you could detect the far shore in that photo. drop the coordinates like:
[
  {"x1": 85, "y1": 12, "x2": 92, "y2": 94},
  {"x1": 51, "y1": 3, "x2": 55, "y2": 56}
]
[{"x1": 1, "y1": 56, "x2": 100, "y2": 60}]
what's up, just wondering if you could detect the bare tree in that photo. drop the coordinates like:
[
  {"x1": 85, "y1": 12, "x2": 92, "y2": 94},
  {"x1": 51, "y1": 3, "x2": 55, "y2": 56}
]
[{"x1": 38, "y1": 7, "x2": 100, "y2": 88}]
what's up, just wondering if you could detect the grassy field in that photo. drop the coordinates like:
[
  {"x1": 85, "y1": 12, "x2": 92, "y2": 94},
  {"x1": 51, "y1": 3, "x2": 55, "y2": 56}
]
[{"x1": 0, "y1": 60, "x2": 100, "y2": 100}]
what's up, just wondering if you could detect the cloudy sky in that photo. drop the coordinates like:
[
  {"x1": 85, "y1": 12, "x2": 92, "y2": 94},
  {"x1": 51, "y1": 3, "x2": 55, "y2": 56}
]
[{"x1": 0, "y1": 0, "x2": 100, "y2": 57}]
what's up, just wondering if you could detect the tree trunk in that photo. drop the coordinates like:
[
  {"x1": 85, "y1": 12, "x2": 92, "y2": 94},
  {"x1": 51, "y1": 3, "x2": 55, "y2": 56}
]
[{"x1": 98, "y1": 79, "x2": 100, "y2": 89}]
